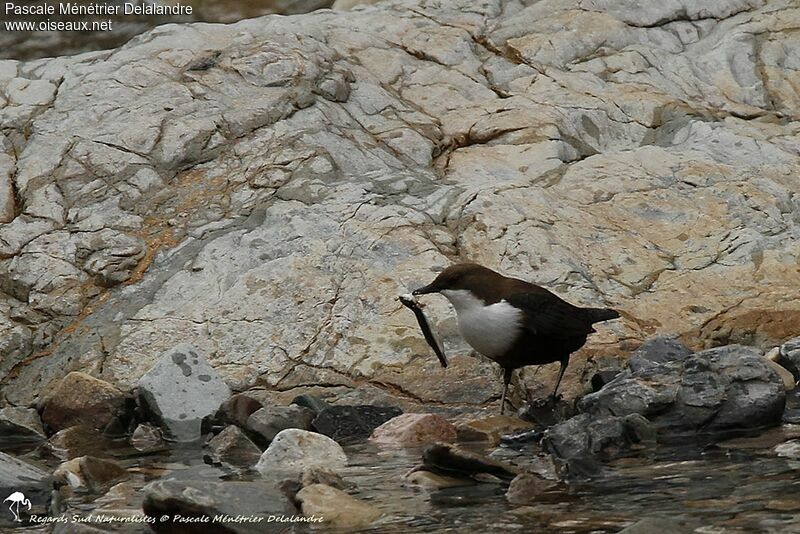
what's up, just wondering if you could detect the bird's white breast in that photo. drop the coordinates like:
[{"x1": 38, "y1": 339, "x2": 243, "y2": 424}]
[{"x1": 441, "y1": 289, "x2": 523, "y2": 358}]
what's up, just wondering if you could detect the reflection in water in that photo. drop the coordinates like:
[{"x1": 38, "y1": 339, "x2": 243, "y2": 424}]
[{"x1": 1, "y1": 0, "x2": 334, "y2": 60}]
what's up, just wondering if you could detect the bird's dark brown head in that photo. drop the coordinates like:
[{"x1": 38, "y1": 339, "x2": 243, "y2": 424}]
[{"x1": 412, "y1": 263, "x2": 503, "y2": 296}]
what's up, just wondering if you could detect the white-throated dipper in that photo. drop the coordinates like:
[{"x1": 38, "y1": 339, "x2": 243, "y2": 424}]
[{"x1": 413, "y1": 263, "x2": 619, "y2": 414}]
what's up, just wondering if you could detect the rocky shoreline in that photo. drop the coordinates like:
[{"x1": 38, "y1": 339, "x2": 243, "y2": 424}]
[{"x1": 1, "y1": 334, "x2": 798, "y2": 530}]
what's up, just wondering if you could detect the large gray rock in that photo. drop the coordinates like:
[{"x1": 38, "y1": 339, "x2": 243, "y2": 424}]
[
  {"x1": 1, "y1": 0, "x2": 800, "y2": 411},
  {"x1": 579, "y1": 345, "x2": 786, "y2": 437},
  {"x1": 0, "y1": 452, "x2": 52, "y2": 526},
  {"x1": 138, "y1": 344, "x2": 231, "y2": 442}
]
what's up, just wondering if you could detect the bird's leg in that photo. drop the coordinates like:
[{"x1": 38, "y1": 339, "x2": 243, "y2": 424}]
[
  {"x1": 550, "y1": 359, "x2": 569, "y2": 402},
  {"x1": 500, "y1": 368, "x2": 514, "y2": 415}
]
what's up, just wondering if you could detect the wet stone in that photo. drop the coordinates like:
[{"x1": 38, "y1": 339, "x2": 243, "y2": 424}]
[
  {"x1": 456, "y1": 415, "x2": 533, "y2": 445},
  {"x1": 291, "y1": 394, "x2": 332, "y2": 416},
  {"x1": 0, "y1": 452, "x2": 52, "y2": 526},
  {"x1": 402, "y1": 468, "x2": 473, "y2": 490},
  {"x1": 39, "y1": 372, "x2": 131, "y2": 434},
  {"x1": 245, "y1": 405, "x2": 315, "y2": 446},
  {"x1": 370, "y1": 413, "x2": 457, "y2": 446},
  {"x1": 255, "y1": 428, "x2": 347, "y2": 476},
  {"x1": 296, "y1": 484, "x2": 382, "y2": 529},
  {"x1": 773, "y1": 439, "x2": 800, "y2": 459},
  {"x1": 422, "y1": 443, "x2": 519, "y2": 481},
  {"x1": 618, "y1": 517, "x2": 694, "y2": 533},
  {"x1": 130, "y1": 423, "x2": 164, "y2": 452},
  {"x1": 778, "y1": 336, "x2": 800, "y2": 382},
  {"x1": 0, "y1": 406, "x2": 46, "y2": 446},
  {"x1": 143, "y1": 479, "x2": 295, "y2": 534},
  {"x1": 312, "y1": 404, "x2": 402, "y2": 444},
  {"x1": 506, "y1": 473, "x2": 557, "y2": 505},
  {"x1": 53, "y1": 455, "x2": 128, "y2": 493},
  {"x1": 543, "y1": 413, "x2": 656, "y2": 477},
  {"x1": 215, "y1": 393, "x2": 263, "y2": 427},
  {"x1": 137, "y1": 344, "x2": 230, "y2": 442},
  {"x1": 279, "y1": 466, "x2": 353, "y2": 501},
  {"x1": 48, "y1": 425, "x2": 118, "y2": 460},
  {"x1": 206, "y1": 425, "x2": 262, "y2": 467}
]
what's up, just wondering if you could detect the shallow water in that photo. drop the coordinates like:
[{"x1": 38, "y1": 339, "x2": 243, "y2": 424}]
[
  {"x1": 13, "y1": 444, "x2": 800, "y2": 533},
  {"x1": 8, "y1": 390, "x2": 800, "y2": 533}
]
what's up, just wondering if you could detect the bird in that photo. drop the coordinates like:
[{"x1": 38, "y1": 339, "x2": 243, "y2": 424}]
[{"x1": 412, "y1": 263, "x2": 619, "y2": 414}]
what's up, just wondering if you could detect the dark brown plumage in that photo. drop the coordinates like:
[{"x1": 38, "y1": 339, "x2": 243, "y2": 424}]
[{"x1": 414, "y1": 263, "x2": 619, "y2": 413}]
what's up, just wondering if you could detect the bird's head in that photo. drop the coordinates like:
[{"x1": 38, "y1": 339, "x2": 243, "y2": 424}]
[{"x1": 412, "y1": 263, "x2": 501, "y2": 296}]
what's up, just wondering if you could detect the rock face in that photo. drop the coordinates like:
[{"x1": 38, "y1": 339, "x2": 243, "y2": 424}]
[
  {"x1": 254, "y1": 428, "x2": 347, "y2": 476},
  {"x1": 39, "y1": 371, "x2": 131, "y2": 433},
  {"x1": 1, "y1": 0, "x2": 800, "y2": 410},
  {"x1": 579, "y1": 344, "x2": 786, "y2": 437},
  {"x1": 137, "y1": 344, "x2": 231, "y2": 442},
  {"x1": 370, "y1": 413, "x2": 457, "y2": 446}
]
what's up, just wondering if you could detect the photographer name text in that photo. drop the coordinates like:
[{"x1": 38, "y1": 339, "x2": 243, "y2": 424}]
[{"x1": 5, "y1": 2, "x2": 193, "y2": 16}]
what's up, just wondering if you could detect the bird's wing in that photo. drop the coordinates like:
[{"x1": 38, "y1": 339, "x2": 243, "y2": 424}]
[{"x1": 505, "y1": 289, "x2": 595, "y2": 338}]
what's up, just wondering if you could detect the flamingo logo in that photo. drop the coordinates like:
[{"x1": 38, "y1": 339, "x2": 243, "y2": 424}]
[{"x1": 3, "y1": 492, "x2": 31, "y2": 522}]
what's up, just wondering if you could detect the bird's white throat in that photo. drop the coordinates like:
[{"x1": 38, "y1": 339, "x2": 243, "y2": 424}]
[{"x1": 440, "y1": 289, "x2": 523, "y2": 358}]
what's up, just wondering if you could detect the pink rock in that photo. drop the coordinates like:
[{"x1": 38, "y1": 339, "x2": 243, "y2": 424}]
[{"x1": 369, "y1": 413, "x2": 456, "y2": 446}]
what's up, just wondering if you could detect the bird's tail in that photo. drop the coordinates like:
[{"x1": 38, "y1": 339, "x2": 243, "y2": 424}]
[{"x1": 586, "y1": 307, "x2": 620, "y2": 323}]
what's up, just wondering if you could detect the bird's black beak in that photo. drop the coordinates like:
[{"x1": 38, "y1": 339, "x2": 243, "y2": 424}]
[{"x1": 412, "y1": 283, "x2": 439, "y2": 296}]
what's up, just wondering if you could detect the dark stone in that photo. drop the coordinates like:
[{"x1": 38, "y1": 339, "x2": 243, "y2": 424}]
[
  {"x1": 245, "y1": 406, "x2": 314, "y2": 447},
  {"x1": 206, "y1": 426, "x2": 262, "y2": 467},
  {"x1": 579, "y1": 345, "x2": 785, "y2": 439},
  {"x1": 143, "y1": 479, "x2": 295, "y2": 534},
  {"x1": 518, "y1": 397, "x2": 574, "y2": 427},
  {"x1": 422, "y1": 443, "x2": 518, "y2": 481},
  {"x1": 0, "y1": 452, "x2": 52, "y2": 526},
  {"x1": 204, "y1": 394, "x2": 264, "y2": 434},
  {"x1": 619, "y1": 517, "x2": 694, "y2": 533},
  {"x1": 543, "y1": 413, "x2": 655, "y2": 459},
  {"x1": 628, "y1": 336, "x2": 692, "y2": 372},
  {"x1": 591, "y1": 370, "x2": 621, "y2": 392},
  {"x1": 291, "y1": 394, "x2": 331, "y2": 416},
  {"x1": 778, "y1": 336, "x2": 800, "y2": 382},
  {"x1": 39, "y1": 372, "x2": 132, "y2": 434},
  {"x1": 311, "y1": 405, "x2": 402, "y2": 444},
  {"x1": 0, "y1": 407, "x2": 46, "y2": 447}
]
